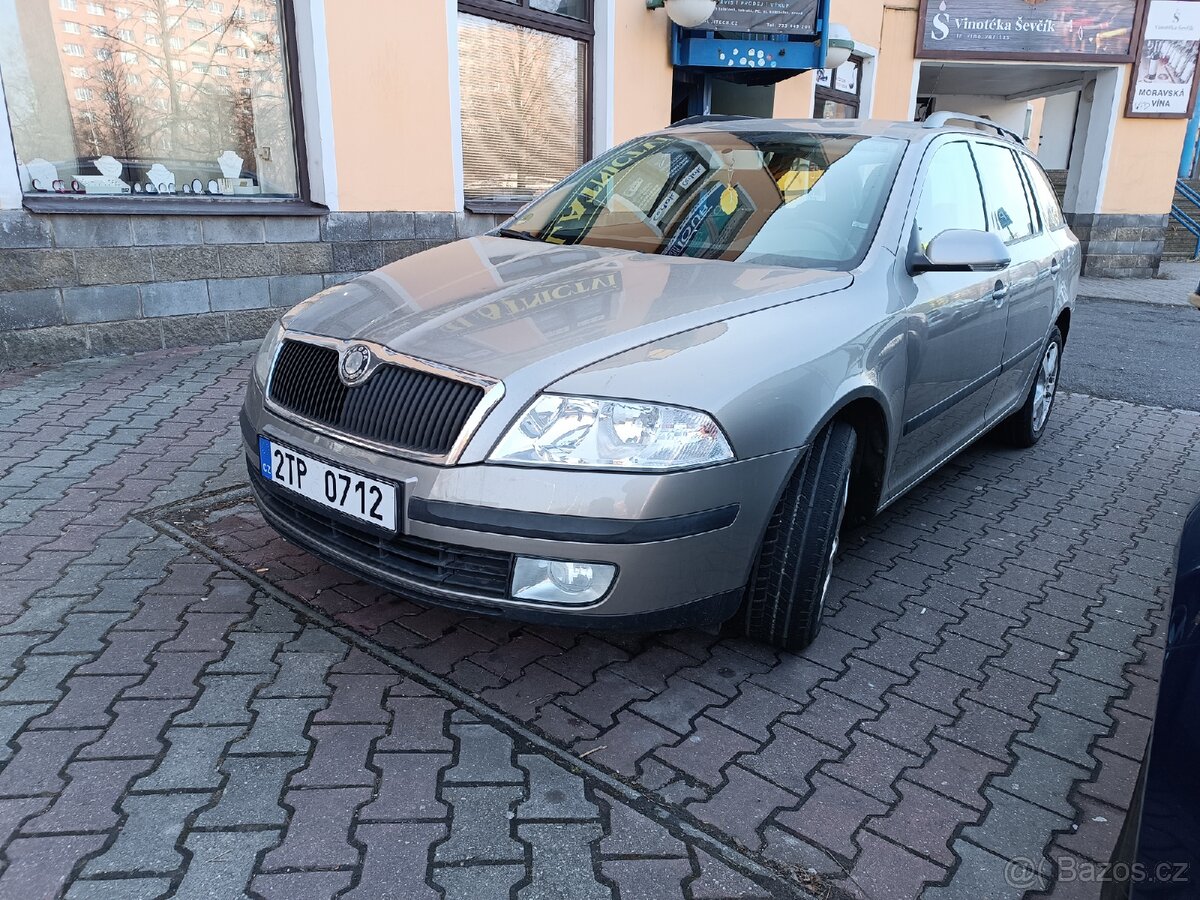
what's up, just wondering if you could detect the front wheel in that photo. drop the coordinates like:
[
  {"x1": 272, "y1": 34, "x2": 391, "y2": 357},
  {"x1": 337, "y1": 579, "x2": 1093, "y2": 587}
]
[
  {"x1": 739, "y1": 421, "x2": 856, "y2": 652},
  {"x1": 1000, "y1": 326, "x2": 1063, "y2": 448}
]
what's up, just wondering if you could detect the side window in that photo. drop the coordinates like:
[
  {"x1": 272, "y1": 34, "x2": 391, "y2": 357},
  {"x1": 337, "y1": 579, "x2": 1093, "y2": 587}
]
[
  {"x1": 1021, "y1": 156, "x2": 1066, "y2": 232},
  {"x1": 975, "y1": 143, "x2": 1037, "y2": 243},
  {"x1": 914, "y1": 141, "x2": 987, "y2": 250}
]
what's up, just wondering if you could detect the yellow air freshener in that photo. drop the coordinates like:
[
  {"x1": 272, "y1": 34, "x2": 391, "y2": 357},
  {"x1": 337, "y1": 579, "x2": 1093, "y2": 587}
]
[{"x1": 720, "y1": 186, "x2": 739, "y2": 214}]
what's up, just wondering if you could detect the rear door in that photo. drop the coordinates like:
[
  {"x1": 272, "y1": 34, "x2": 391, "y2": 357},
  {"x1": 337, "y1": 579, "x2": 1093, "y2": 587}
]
[
  {"x1": 973, "y1": 141, "x2": 1056, "y2": 418},
  {"x1": 890, "y1": 138, "x2": 1009, "y2": 490}
]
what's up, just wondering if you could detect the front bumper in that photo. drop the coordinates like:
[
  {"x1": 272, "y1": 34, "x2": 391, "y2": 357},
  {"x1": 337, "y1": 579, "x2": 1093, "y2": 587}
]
[{"x1": 242, "y1": 380, "x2": 801, "y2": 629}]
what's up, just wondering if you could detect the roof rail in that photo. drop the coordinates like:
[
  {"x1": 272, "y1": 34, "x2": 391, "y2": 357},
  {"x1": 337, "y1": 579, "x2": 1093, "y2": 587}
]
[
  {"x1": 668, "y1": 114, "x2": 755, "y2": 128},
  {"x1": 923, "y1": 111, "x2": 1025, "y2": 145}
]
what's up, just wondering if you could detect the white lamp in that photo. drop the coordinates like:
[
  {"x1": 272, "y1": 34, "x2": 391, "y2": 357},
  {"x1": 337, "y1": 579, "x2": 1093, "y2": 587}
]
[
  {"x1": 646, "y1": 0, "x2": 718, "y2": 29},
  {"x1": 825, "y1": 23, "x2": 854, "y2": 70}
]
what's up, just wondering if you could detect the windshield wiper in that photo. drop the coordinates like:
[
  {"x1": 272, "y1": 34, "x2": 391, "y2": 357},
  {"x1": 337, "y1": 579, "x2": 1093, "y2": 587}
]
[{"x1": 495, "y1": 227, "x2": 542, "y2": 242}]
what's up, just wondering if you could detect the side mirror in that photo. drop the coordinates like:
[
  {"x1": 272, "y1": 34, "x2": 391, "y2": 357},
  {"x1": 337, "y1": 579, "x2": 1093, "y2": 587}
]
[{"x1": 909, "y1": 228, "x2": 1011, "y2": 275}]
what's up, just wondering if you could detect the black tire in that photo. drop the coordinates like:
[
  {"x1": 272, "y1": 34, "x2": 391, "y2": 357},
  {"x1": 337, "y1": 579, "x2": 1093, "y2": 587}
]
[
  {"x1": 739, "y1": 421, "x2": 857, "y2": 652},
  {"x1": 1000, "y1": 326, "x2": 1063, "y2": 448}
]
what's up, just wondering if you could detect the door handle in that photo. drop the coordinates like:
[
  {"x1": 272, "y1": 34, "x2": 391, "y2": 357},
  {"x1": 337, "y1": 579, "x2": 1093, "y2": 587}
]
[
  {"x1": 1049, "y1": 258, "x2": 1061, "y2": 275},
  {"x1": 992, "y1": 281, "x2": 1009, "y2": 304}
]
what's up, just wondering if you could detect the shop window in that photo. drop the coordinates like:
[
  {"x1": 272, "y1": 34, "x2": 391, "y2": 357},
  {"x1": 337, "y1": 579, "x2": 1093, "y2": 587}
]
[
  {"x1": 1, "y1": 0, "x2": 304, "y2": 205},
  {"x1": 814, "y1": 55, "x2": 862, "y2": 120},
  {"x1": 458, "y1": 0, "x2": 592, "y2": 210}
]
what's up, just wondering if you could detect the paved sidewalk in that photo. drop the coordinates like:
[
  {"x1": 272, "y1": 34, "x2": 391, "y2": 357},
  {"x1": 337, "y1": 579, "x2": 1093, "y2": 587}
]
[
  {"x1": 1078, "y1": 260, "x2": 1199, "y2": 308},
  {"x1": 0, "y1": 343, "x2": 1197, "y2": 899}
]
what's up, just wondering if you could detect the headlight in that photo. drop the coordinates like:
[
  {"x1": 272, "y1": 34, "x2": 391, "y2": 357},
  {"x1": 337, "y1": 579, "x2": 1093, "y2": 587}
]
[
  {"x1": 489, "y1": 394, "x2": 734, "y2": 470},
  {"x1": 254, "y1": 319, "x2": 285, "y2": 386}
]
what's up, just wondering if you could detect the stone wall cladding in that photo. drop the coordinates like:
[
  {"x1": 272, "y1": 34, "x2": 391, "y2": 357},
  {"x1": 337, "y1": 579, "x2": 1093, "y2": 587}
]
[
  {"x1": 0, "y1": 209, "x2": 502, "y2": 370},
  {"x1": 1068, "y1": 213, "x2": 1168, "y2": 279}
]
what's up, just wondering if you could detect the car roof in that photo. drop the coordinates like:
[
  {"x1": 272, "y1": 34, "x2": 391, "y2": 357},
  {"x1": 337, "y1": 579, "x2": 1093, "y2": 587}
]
[{"x1": 663, "y1": 115, "x2": 1024, "y2": 147}]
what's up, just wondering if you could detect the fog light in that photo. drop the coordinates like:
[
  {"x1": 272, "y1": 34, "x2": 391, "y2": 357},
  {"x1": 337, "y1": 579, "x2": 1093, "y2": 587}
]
[{"x1": 512, "y1": 557, "x2": 615, "y2": 606}]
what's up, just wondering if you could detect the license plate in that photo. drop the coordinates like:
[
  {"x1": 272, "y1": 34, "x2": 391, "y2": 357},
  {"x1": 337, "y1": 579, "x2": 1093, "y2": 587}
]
[{"x1": 258, "y1": 437, "x2": 398, "y2": 531}]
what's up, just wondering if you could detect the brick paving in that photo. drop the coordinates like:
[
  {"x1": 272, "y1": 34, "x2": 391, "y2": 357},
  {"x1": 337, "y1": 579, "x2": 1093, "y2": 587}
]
[{"x1": 0, "y1": 342, "x2": 1197, "y2": 899}]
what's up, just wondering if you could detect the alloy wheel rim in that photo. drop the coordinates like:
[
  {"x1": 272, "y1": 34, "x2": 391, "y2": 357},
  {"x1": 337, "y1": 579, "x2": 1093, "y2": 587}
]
[
  {"x1": 818, "y1": 475, "x2": 851, "y2": 609},
  {"x1": 1032, "y1": 341, "x2": 1060, "y2": 432}
]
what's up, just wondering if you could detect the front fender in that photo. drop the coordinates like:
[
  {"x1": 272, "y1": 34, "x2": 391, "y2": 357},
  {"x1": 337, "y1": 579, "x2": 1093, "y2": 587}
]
[{"x1": 550, "y1": 285, "x2": 906, "y2": 462}]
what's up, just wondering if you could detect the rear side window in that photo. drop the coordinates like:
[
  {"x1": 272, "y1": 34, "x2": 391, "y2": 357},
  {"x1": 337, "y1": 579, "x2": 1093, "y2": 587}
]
[
  {"x1": 975, "y1": 143, "x2": 1038, "y2": 244},
  {"x1": 1021, "y1": 156, "x2": 1066, "y2": 231},
  {"x1": 914, "y1": 141, "x2": 986, "y2": 251}
]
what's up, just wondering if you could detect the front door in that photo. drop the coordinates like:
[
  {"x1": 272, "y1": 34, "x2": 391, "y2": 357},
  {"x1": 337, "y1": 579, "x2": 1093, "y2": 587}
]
[{"x1": 891, "y1": 139, "x2": 1009, "y2": 490}]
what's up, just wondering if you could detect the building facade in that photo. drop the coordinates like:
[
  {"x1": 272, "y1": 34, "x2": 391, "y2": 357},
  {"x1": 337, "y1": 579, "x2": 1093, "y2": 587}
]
[{"x1": 0, "y1": 0, "x2": 1191, "y2": 368}]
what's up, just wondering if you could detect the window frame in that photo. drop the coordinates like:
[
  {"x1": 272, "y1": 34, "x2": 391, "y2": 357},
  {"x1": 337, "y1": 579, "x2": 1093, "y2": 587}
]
[
  {"x1": 15, "y1": 0, "x2": 319, "y2": 216},
  {"x1": 459, "y1": 0, "x2": 593, "y2": 41},
  {"x1": 458, "y1": 0, "x2": 594, "y2": 214},
  {"x1": 814, "y1": 54, "x2": 862, "y2": 120}
]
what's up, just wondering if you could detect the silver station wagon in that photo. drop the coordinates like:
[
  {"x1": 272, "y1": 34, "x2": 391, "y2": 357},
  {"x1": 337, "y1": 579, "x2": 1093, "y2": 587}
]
[{"x1": 243, "y1": 113, "x2": 1078, "y2": 651}]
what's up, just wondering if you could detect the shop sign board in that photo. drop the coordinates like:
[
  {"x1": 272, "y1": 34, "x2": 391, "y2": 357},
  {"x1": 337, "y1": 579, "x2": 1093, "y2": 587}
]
[
  {"x1": 701, "y1": 0, "x2": 821, "y2": 34},
  {"x1": 915, "y1": 0, "x2": 1141, "y2": 62},
  {"x1": 1127, "y1": 0, "x2": 1200, "y2": 117}
]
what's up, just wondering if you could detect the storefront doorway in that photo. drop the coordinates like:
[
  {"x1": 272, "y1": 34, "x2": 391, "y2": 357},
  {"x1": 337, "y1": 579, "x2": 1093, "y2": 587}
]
[{"x1": 669, "y1": 72, "x2": 776, "y2": 123}]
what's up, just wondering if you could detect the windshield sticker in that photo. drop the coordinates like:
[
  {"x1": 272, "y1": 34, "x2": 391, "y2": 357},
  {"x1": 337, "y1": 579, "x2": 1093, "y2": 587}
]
[
  {"x1": 679, "y1": 163, "x2": 708, "y2": 191},
  {"x1": 651, "y1": 190, "x2": 681, "y2": 224},
  {"x1": 662, "y1": 183, "x2": 755, "y2": 258},
  {"x1": 541, "y1": 136, "x2": 676, "y2": 244},
  {"x1": 648, "y1": 155, "x2": 711, "y2": 227}
]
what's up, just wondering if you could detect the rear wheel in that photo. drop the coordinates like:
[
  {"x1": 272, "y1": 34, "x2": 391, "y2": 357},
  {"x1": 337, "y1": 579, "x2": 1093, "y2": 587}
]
[
  {"x1": 1000, "y1": 326, "x2": 1063, "y2": 448},
  {"x1": 739, "y1": 421, "x2": 856, "y2": 652}
]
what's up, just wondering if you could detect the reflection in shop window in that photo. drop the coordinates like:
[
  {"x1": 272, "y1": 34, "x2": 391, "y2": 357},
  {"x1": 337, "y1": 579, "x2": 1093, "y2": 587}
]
[
  {"x1": 457, "y1": 11, "x2": 588, "y2": 204},
  {"x1": 1, "y1": 0, "x2": 300, "y2": 201}
]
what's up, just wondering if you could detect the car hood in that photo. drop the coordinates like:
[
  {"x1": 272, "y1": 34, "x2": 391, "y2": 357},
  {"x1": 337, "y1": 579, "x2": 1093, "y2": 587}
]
[{"x1": 283, "y1": 235, "x2": 852, "y2": 381}]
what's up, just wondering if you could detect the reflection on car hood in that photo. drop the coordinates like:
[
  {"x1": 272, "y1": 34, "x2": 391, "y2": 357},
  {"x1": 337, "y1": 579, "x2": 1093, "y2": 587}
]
[{"x1": 283, "y1": 236, "x2": 852, "y2": 380}]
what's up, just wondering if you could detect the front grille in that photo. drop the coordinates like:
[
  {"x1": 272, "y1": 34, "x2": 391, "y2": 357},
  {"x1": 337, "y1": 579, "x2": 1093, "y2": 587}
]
[
  {"x1": 268, "y1": 339, "x2": 485, "y2": 457},
  {"x1": 252, "y1": 468, "x2": 514, "y2": 599}
]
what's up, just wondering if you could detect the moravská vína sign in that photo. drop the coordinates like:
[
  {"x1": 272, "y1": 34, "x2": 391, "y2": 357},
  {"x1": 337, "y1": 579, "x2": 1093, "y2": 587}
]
[{"x1": 917, "y1": 0, "x2": 1139, "y2": 60}]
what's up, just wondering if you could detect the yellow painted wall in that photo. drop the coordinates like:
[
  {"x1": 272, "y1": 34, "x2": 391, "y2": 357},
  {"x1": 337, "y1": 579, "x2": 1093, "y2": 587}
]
[
  {"x1": 612, "y1": 3, "x2": 674, "y2": 143},
  {"x1": 1103, "y1": 109, "x2": 1187, "y2": 214},
  {"x1": 775, "y1": 0, "x2": 918, "y2": 120},
  {"x1": 325, "y1": 1, "x2": 458, "y2": 212},
  {"x1": 873, "y1": 3, "x2": 920, "y2": 120},
  {"x1": 318, "y1": 0, "x2": 1180, "y2": 220},
  {"x1": 1027, "y1": 98, "x2": 1045, "y2": 153},
  {"x1": 830, "y1": 0, "x2": 886, "y2": 48},
  {"x1": 774, "y1": 72, "x2": 815, "y2": 119}
]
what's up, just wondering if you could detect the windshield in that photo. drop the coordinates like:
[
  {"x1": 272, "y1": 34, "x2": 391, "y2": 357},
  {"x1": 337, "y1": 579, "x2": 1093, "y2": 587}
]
[{"x1": 500, "y1": 130, "x2": 906, "y2": 270}]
